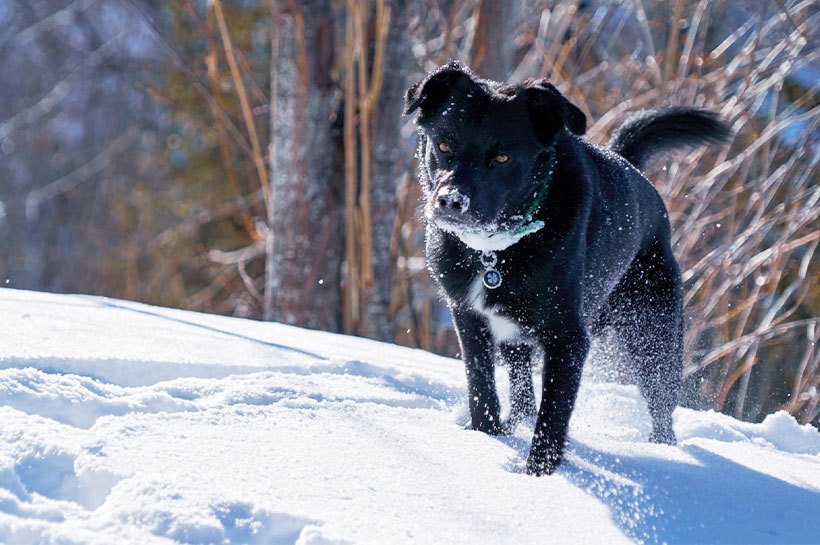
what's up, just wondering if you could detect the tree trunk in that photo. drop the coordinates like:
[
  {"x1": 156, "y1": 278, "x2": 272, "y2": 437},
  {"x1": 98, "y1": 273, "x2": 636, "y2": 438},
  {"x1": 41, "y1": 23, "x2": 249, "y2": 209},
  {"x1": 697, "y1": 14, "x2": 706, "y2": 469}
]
[
  {"x1": 265, "y1": 0, "x2": 343, "y2": 331},
  {"x1": 361, "y1": 0, "x2": 412, "y2": 341},
  {"x1": 471, "y1": 0, "x2": 519, "y2": 80}
]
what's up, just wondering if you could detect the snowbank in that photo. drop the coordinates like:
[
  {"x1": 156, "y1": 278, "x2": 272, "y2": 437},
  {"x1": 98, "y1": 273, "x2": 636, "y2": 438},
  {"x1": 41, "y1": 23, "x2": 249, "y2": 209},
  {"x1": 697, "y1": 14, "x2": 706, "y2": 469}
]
[{"x1": 0, "y1": 289, "x2": 818, "y2": 544}]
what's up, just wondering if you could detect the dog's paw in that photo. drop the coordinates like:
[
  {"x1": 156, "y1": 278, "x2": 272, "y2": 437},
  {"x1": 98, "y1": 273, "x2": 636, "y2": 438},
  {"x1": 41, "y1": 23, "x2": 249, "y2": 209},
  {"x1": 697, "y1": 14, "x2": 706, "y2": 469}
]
[
  {"x1": 500, "y1": 418, "x2": 518, "y2": 434},
  {"x1": 497, "y1": 421, "x2": 515, "y2": 436},
  {"x1": 464, "y1": 420, "x2": 508, "y2": 436},
  {"x1": 525, "y1": 442, "x2": 563, "y2": 476},
  {"x1": 649, "y1": 429, "x2": 677, "y2": 445},
  {"x1": 527, "y1": 454, "x2": 561, "y2": 477}
]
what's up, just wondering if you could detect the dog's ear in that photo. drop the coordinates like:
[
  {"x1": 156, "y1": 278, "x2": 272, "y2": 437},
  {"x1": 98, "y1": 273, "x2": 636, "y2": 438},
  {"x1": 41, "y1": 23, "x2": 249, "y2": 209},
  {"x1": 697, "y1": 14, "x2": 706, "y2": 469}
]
[
  {"x1": 404, "y1": 61, "x2": 475, "y2": 118},
  {"x1": 526, "y1": 80, "x2": 587, "y2": 142},
  {"x1": 564, "y1": 99, "x2": 587, "y2": 135}
]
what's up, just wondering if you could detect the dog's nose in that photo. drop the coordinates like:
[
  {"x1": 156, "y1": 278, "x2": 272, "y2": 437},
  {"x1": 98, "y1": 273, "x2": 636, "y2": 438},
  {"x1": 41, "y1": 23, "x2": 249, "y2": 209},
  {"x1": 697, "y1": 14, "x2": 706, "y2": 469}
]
[{"x1": 435, "y1": 187, "x2": 470, "y2": 213}]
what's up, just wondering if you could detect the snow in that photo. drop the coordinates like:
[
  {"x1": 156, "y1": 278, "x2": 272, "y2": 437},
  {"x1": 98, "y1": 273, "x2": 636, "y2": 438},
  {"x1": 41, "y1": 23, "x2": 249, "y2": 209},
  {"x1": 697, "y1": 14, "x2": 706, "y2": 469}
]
[
  {"x1": 433, "y1": 219, "x2": 545, "y2": 252},
  {"x1": 1, "y1": 288, "x2": 818, "y2": 545}
]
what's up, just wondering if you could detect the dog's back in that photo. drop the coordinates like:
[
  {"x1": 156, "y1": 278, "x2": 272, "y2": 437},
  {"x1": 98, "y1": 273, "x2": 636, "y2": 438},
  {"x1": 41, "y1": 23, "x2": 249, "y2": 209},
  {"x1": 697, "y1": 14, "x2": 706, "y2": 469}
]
[{"x1": 574, "y1": 108, "x2": 733, "y2": 308}]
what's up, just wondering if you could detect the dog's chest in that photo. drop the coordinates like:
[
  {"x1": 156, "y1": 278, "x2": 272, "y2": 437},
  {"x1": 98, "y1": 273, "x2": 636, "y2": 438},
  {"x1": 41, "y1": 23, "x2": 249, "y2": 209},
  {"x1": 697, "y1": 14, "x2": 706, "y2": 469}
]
[{"x1": 466, "y1": 275, "x2": 524, "y2": 342}]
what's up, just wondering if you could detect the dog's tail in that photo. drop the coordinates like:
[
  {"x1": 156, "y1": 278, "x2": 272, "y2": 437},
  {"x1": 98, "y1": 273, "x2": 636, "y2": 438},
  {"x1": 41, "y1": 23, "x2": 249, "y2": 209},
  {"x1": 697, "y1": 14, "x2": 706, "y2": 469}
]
[{"x1": 608, "y1": 107, "x2": 733, "y2": 171}]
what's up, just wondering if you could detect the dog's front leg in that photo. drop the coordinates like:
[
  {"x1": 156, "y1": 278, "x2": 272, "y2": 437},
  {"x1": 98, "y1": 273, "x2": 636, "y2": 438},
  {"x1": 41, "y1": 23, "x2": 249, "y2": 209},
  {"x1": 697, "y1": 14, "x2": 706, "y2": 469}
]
[
  {"x1": 452, "y1": 308, "x2": 503, "y2": 435},
  {"x1": 527, "y1": 321, "x2": 590, "y2": 475}
]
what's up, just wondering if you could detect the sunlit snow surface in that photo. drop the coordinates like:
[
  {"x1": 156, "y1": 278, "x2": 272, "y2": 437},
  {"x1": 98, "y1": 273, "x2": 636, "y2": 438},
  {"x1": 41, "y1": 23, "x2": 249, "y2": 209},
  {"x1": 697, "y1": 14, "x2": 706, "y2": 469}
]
[{"x1": 0, "y1": 288, "x2": 818, "y2": 545}]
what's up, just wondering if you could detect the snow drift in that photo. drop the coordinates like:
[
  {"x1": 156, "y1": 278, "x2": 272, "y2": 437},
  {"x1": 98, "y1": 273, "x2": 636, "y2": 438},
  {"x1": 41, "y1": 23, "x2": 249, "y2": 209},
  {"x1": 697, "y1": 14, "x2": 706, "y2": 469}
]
[{"x1": 0, "y1": 288, "x2": 818, "y2": 544}]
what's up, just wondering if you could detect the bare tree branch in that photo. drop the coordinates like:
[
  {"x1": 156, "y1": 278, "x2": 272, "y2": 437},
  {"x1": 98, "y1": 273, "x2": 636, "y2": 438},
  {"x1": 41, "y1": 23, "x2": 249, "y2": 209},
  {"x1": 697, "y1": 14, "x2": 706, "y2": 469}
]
[
  {"x1": 0, "y1": 32, "x2": 124, "y2": 140},
  {"x1": 24, "y1": 129, "x2": 137, "y2": 220}
]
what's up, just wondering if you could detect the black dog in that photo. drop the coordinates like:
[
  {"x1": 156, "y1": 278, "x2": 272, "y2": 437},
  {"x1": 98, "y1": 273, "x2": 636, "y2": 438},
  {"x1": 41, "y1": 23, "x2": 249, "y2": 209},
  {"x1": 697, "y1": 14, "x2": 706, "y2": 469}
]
[{"x1": 404, "y1": 62, "x2": 731, "y2": 475}]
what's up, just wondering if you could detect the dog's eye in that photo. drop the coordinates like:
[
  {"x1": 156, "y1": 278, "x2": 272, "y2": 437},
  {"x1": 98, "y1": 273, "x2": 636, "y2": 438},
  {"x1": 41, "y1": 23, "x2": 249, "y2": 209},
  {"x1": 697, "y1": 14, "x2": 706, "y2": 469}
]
[
  {"x1": 494, "y1": 153, "x2": 510, "y2": 164},
  {"x1": 437, "y1": 142, "x2": 452, "y2": 154}
]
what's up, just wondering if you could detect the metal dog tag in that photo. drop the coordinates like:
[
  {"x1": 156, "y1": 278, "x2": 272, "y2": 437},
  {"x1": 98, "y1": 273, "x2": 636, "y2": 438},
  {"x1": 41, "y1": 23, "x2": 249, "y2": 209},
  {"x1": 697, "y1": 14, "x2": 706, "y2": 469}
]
[
  {"x1": 480, "y1": 251, "x2": 502, "y2": 289},
  {"x1": 482, "y1": 268, "x2": 502, "y2": 289}
]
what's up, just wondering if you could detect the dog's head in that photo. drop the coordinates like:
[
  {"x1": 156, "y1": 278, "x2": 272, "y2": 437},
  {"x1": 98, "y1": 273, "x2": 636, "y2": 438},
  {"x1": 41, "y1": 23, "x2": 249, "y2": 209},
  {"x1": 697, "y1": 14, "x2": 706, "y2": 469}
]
[{"x1": 405, "y1": 61, "x2": 585, "y2": 234}]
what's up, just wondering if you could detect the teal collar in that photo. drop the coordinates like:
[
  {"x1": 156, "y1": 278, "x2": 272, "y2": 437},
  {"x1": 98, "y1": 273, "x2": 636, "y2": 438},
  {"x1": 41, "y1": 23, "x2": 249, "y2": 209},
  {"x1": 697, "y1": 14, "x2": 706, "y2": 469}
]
[{"x1": 515, "y1": 147, "x2": 556, "y2": 234}]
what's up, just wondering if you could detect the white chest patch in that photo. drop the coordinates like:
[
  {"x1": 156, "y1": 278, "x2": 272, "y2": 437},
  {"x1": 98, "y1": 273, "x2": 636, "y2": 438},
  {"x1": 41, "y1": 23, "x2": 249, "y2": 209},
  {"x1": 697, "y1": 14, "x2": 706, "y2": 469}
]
[
  {"x1": 487, "y1": 313, "x2": 522, "y2": 342},
  {"x1": 466, "y1": 276, "x2": 523, "y2": 342}
]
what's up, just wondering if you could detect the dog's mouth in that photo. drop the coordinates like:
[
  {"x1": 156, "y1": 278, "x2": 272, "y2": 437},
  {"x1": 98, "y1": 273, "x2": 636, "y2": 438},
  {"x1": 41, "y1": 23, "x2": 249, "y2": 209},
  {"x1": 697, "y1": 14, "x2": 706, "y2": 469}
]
[
  {"x1": 432, "y1": 214, "x2": 544, "y2": 252},
  {"x1": 432, "y1": 213, "x2": 519, "y2": 232}
]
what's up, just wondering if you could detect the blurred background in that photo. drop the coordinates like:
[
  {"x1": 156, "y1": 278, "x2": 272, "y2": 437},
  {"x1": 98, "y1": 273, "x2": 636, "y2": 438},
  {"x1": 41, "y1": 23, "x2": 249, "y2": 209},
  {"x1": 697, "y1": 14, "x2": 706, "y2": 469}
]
[{"x1": 0, "y1": 0, "x2": 816, "y2": 426}]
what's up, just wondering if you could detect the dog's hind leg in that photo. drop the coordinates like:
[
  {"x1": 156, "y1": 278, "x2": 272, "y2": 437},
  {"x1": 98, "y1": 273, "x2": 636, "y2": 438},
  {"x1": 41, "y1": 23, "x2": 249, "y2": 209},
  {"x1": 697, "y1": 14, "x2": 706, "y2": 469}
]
[
  {"x1": 499, "y1": 343, "x2": 536, "y2": 429},
  {"x1": 609, "y1": 242, "x2": 683, "y2": 444}
]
